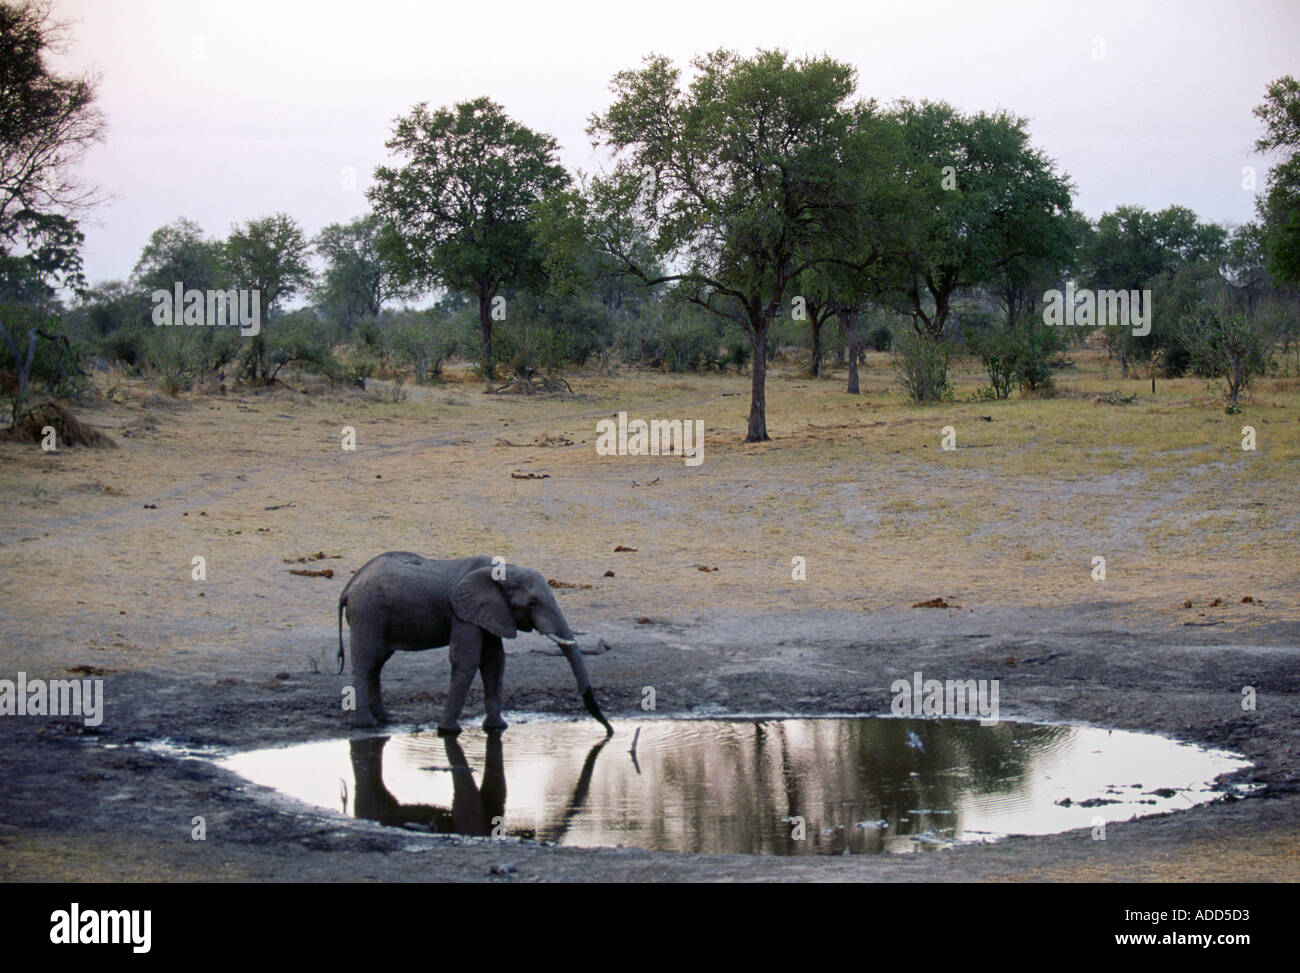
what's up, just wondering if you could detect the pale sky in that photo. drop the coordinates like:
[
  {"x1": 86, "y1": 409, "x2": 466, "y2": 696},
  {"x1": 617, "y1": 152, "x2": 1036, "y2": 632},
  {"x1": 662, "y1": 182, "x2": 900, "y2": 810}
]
[{"x1": 49, "y1": 0, "x2": 1300, "y2": 288}]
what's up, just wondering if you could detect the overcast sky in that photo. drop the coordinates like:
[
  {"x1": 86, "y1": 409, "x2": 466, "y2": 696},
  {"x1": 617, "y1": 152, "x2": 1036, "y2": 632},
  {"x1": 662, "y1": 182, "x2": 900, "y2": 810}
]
[{"x1": 50, "y1": 0, "x2": 1300, "y2": 287}]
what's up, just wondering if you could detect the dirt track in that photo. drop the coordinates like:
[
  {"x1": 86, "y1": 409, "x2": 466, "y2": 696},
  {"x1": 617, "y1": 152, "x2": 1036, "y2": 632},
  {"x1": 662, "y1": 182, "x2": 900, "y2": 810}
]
[{"x1": 1, "y1": 364, "x2": 1297, "y2": 881}]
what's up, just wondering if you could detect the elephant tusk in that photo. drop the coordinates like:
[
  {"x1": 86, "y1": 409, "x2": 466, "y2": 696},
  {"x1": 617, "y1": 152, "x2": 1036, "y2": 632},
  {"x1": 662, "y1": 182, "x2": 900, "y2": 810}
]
[{"x1": 547, "y1": 634, "x2": 577, "y2": 648}]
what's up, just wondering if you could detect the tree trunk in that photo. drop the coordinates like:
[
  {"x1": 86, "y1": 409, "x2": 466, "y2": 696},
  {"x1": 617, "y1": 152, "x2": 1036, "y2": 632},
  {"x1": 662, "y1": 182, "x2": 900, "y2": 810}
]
[
  {"x1": 478, "y1": 291, "x2": 495, "y2": 387},
  {"x1": 0, "y1": 325, "x2": 38, "y2": 428},
  {"x1": 809, "y1": 316, "x2": 823, "y2": 378},
  {"x1": 746, "y1": 324, "x2": 769, "y2": 442},
  {"x1": 845, "y1": 311, "x2": 861, "y2": 395}
]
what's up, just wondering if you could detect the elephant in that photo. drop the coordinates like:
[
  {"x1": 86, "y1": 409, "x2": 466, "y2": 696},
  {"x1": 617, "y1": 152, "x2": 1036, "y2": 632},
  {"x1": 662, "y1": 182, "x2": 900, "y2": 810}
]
[{"x1": 337, "y1": 552, "x2": 612, "y2": 735}]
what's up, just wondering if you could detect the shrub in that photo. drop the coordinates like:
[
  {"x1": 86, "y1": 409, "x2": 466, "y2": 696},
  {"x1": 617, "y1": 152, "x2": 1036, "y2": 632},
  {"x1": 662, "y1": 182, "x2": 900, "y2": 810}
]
[
  {"x1": 390, "y1": 319, "x2": 458, "y2": 382},
  {"x1": 967, "y1": 327, "x2": 1018, "y2": 399},
  {"x1": 893, "y1": 327, "x2": 951, "y2": 403},
  {"x1": 865, "y1": 322, "x2": 893, "y2": 352},
  {"x1": 1179, "y1": 301, "x2": 1276, "y2": 408}
]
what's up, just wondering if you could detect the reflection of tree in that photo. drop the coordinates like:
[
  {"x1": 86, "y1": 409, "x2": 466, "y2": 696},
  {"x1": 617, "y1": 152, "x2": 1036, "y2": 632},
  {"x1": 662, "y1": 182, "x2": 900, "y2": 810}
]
[{"x1": 348, "y1": 719, "x2": 1070, "y2": 856}]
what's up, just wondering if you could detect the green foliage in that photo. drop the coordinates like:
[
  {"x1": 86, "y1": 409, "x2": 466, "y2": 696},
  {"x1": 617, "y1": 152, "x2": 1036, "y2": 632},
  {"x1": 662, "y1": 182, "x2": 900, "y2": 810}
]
[
  {"x1": 493, "y1": 293, "x2": 610, "y2": 373},
  {"x1": 892, "y1": 327, "x2": 952, "y2": 403},
  {"x1": 891, "y1": 99, "x2": 1076, "y2": 340},
  {"x1": 314, "y1": 214, "x2": 397, "y2": 333},
  {"x1": 1016, "y1": 325, "x2": 1059, "y2": 394},
  {"x1": 1083, "y1": 204, "x2": 1228, "y2": 371},
  {"x1": 225, "y1": 213, "x2": 314, "y2": 383},
  {"x1": 587, "y1": 49, "x2": 862, "y2": 439},
  {"x1": 387, "y1": 312, "x2": 459, "y2": 382},
  {"x1": 141, "y1": 317, "x2": 242, "y2": 394},
  {"x1": 0, "y1": 308, "x2": 88, "y2": 423},
  {"x1": 865, "y1": 322, "x2": 893, "y2": 352},
  {"x1": 100, "y1": 324, "x2": 149, "y2": 370},
  {"x1": 1253, "y1": 76, "x2": 1300, "y2": 284},
  {"x1": 368, "y1": 97, "x2": 569, "y2": 380},
  {"x1": 1179, "y1": 300, "x2": 1276, "y2": 407},
  {"x1": 262, "y1": 310, "x2": 338, "y2": 382},
  {"x1": 967, "y1": 326, "x2": 1019, "y2": 399},
  {"x1": 133, "y1": 218, "x2": 227, "y2": 294}
]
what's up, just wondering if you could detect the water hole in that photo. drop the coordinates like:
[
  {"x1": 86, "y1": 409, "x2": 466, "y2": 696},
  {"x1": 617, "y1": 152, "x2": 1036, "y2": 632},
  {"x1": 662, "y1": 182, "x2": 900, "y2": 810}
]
[{"x1": 217, "y1": 716, "x2": 1251, "y2": 855}]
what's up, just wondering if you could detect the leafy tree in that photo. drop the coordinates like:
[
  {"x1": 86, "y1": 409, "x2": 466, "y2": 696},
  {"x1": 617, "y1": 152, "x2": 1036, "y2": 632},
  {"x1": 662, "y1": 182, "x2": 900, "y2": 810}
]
[
  {"x1": 891, "y1": 101, "x2": 1075, "y2": 345},
  {"x1": 0, "y1": 0, "x2": 103, "y2": 426},
  {"x1": 1221, "y1": 222, "x2": 1271, "y2": 313},
  {"x1": 369, "y1": 97, "x2": 568, "y2": 385},
  {"x1": 1084, "y1": 205, "x2": 1226, "y2": 376},
  {"x1": 587, "y1": 49, "x2": 857, "y2": 440},
  {"x1": 1253, "y1": 76, "x2": 1300, "y2": 284},
  {"x1": 73, "y1": 279, "x2": 144, "y2": 338},
  {"x1": 388, "y1": 310, "x2": 458, "y2": 382},
  {"x1": 1180, "y1": 299, "x2": 1275, "y2": 410},
  {"x1": 128, "y1": 217, "x2": 237, "y2": 390},
  {"x1": 224, "y1": 212, "x2": 313, "y2": 382},
  {"x1": 809, "y1": 105, "x2": 916, "y2": 394},
  {"x1": 314, "y1": 214, "x2": 398, "y2": 333},
  {"x1": 133, "y1": 217, "x2": 227, "y2": 293},
  {"x1": 262, "y1": 308, "x2": 337, "y2": 383}
]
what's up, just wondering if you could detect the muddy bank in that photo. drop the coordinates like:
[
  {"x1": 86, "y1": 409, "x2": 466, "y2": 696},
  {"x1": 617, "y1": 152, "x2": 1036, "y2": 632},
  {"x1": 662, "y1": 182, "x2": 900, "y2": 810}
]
[{"x1": 2, "y1": 607, "x2": 1296, "y2": 882}]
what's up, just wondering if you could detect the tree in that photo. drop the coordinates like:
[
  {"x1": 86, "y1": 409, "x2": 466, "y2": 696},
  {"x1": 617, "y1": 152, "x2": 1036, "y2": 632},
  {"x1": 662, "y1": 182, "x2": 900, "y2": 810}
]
[
  {"x1": 1180, "y1": 299, "x2": 1274, "y2": 410},
  {"x1": 314, "y1": 214, "x2": 398, "y2": 333},
  {"x1": 133, "y1": 217, "x2": 226, "y2": 293},
  {"x1": 368, "y1": 97, "x2": 568, "y2": 385},
  {"x1": 224, "y1": 213, "x2": 313, "y2": 382},
  {"x1": 1253, "y1": 76, "x2": 1300, "y2": 283},
  {"x1": 587, "y1": 49, "x2": 857, "y2": 441},
  {"x1": 809, "y1": 105, "x2": 916, "y2": 395},
  {"x1": 1084, "y1": 205, "x2": 1226, "y2": 376},
  {"x1": 1221, "y1": 222, "x2": 1270, "y2": 314},
  {"x1": 891, "y1": 101, "x2": 1075, "y2": 347},
  {"x1": 0, "y1": 0, "x2": 104, "y2": 426},
  {"x1": 132, "y1": 217, "x2": 236, "y2": 390}
]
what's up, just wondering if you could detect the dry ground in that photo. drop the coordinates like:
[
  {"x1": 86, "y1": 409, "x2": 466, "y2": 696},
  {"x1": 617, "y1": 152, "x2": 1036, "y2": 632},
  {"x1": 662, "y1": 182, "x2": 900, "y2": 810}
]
[{"x1": 0, "y1": 347, "x2": 1297, "y2": 881}]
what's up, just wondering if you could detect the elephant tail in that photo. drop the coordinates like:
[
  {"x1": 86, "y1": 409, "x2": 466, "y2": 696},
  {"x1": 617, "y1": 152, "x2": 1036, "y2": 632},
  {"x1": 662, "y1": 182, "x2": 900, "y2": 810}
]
[{"x1": 337, "y1": 594, "x2": 347, "y2": 674}]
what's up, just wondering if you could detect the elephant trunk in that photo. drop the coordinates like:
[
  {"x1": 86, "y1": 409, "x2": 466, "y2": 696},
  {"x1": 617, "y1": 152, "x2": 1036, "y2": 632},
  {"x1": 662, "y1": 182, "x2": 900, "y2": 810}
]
[{"x1": 551, "y1": 636, "x2": 612, "y2": 736}]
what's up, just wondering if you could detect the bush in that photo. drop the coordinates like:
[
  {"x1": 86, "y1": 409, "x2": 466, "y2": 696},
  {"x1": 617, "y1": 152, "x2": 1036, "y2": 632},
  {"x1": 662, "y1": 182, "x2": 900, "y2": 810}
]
[
  {"x1": 865, "y1": 322, "x2": 893, "y2": 352},
  {"x1": 967, "y1": 327, "x2": 1019, "y2": 399},
  {"x1": 100, "y1": 325, "x2": 150, "y2": 371},
  {"x1": 1179, "y1": 301, "x2": 1276, "y2": 408},
  {"x1": 967, "y1": 324, "x2": 1060, "y2": 398},
  {"x1": 262, "y1": 312, "x2": 340, "y2": 382},
  {"x1": 893, "y1": 327, "x2": 952, "y2": 403},
  {"x1": 389, "y1": 318, "x2": 458, "y2": 383},
  {"x1": 1017, "y1": 326, "x2": 1058, "y2": 394},
  {"x1": 1, "y1": 311, "x2": 90, "y2": 424}
]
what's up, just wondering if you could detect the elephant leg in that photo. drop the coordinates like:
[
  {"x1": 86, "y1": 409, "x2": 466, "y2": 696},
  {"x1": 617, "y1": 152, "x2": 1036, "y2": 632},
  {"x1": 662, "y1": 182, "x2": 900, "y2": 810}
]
[
  {"x1": 367, "y1": 648, "x2": 394, "y2": 724},
  {"x1": 347, "y1": 626, "x2": 387, "y2": 728},
  {"x1": 439, "y1": 620, "x2": 482, "y2": 735},
  {"x1": 480, "y1": 634, "x2": 506, "y2": 731}
]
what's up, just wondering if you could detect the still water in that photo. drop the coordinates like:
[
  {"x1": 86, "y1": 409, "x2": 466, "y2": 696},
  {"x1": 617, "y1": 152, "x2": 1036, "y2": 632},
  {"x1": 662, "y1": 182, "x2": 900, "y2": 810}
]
[{"x1": 218, "y1": 717, "x2": 1250, "y2": 855}]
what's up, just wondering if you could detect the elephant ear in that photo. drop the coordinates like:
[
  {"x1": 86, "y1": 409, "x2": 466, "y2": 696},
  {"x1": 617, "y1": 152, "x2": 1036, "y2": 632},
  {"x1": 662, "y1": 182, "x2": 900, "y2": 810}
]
[{"x1": 451, "y1": 567, "x2": 517, "y2": 639}]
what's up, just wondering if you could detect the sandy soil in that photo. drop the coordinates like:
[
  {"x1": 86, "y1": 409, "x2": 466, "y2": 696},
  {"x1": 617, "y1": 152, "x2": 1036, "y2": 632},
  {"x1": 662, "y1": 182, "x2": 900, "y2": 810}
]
[{"x1": 0, "y1": 353, "x2": 1297, "y2": 881}]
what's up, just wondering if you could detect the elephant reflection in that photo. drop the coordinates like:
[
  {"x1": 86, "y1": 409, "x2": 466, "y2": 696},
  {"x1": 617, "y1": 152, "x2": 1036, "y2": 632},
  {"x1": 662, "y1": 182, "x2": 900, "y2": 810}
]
[{"x1": 347, "y1": 733, "x2": 609, "y2": 841}]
